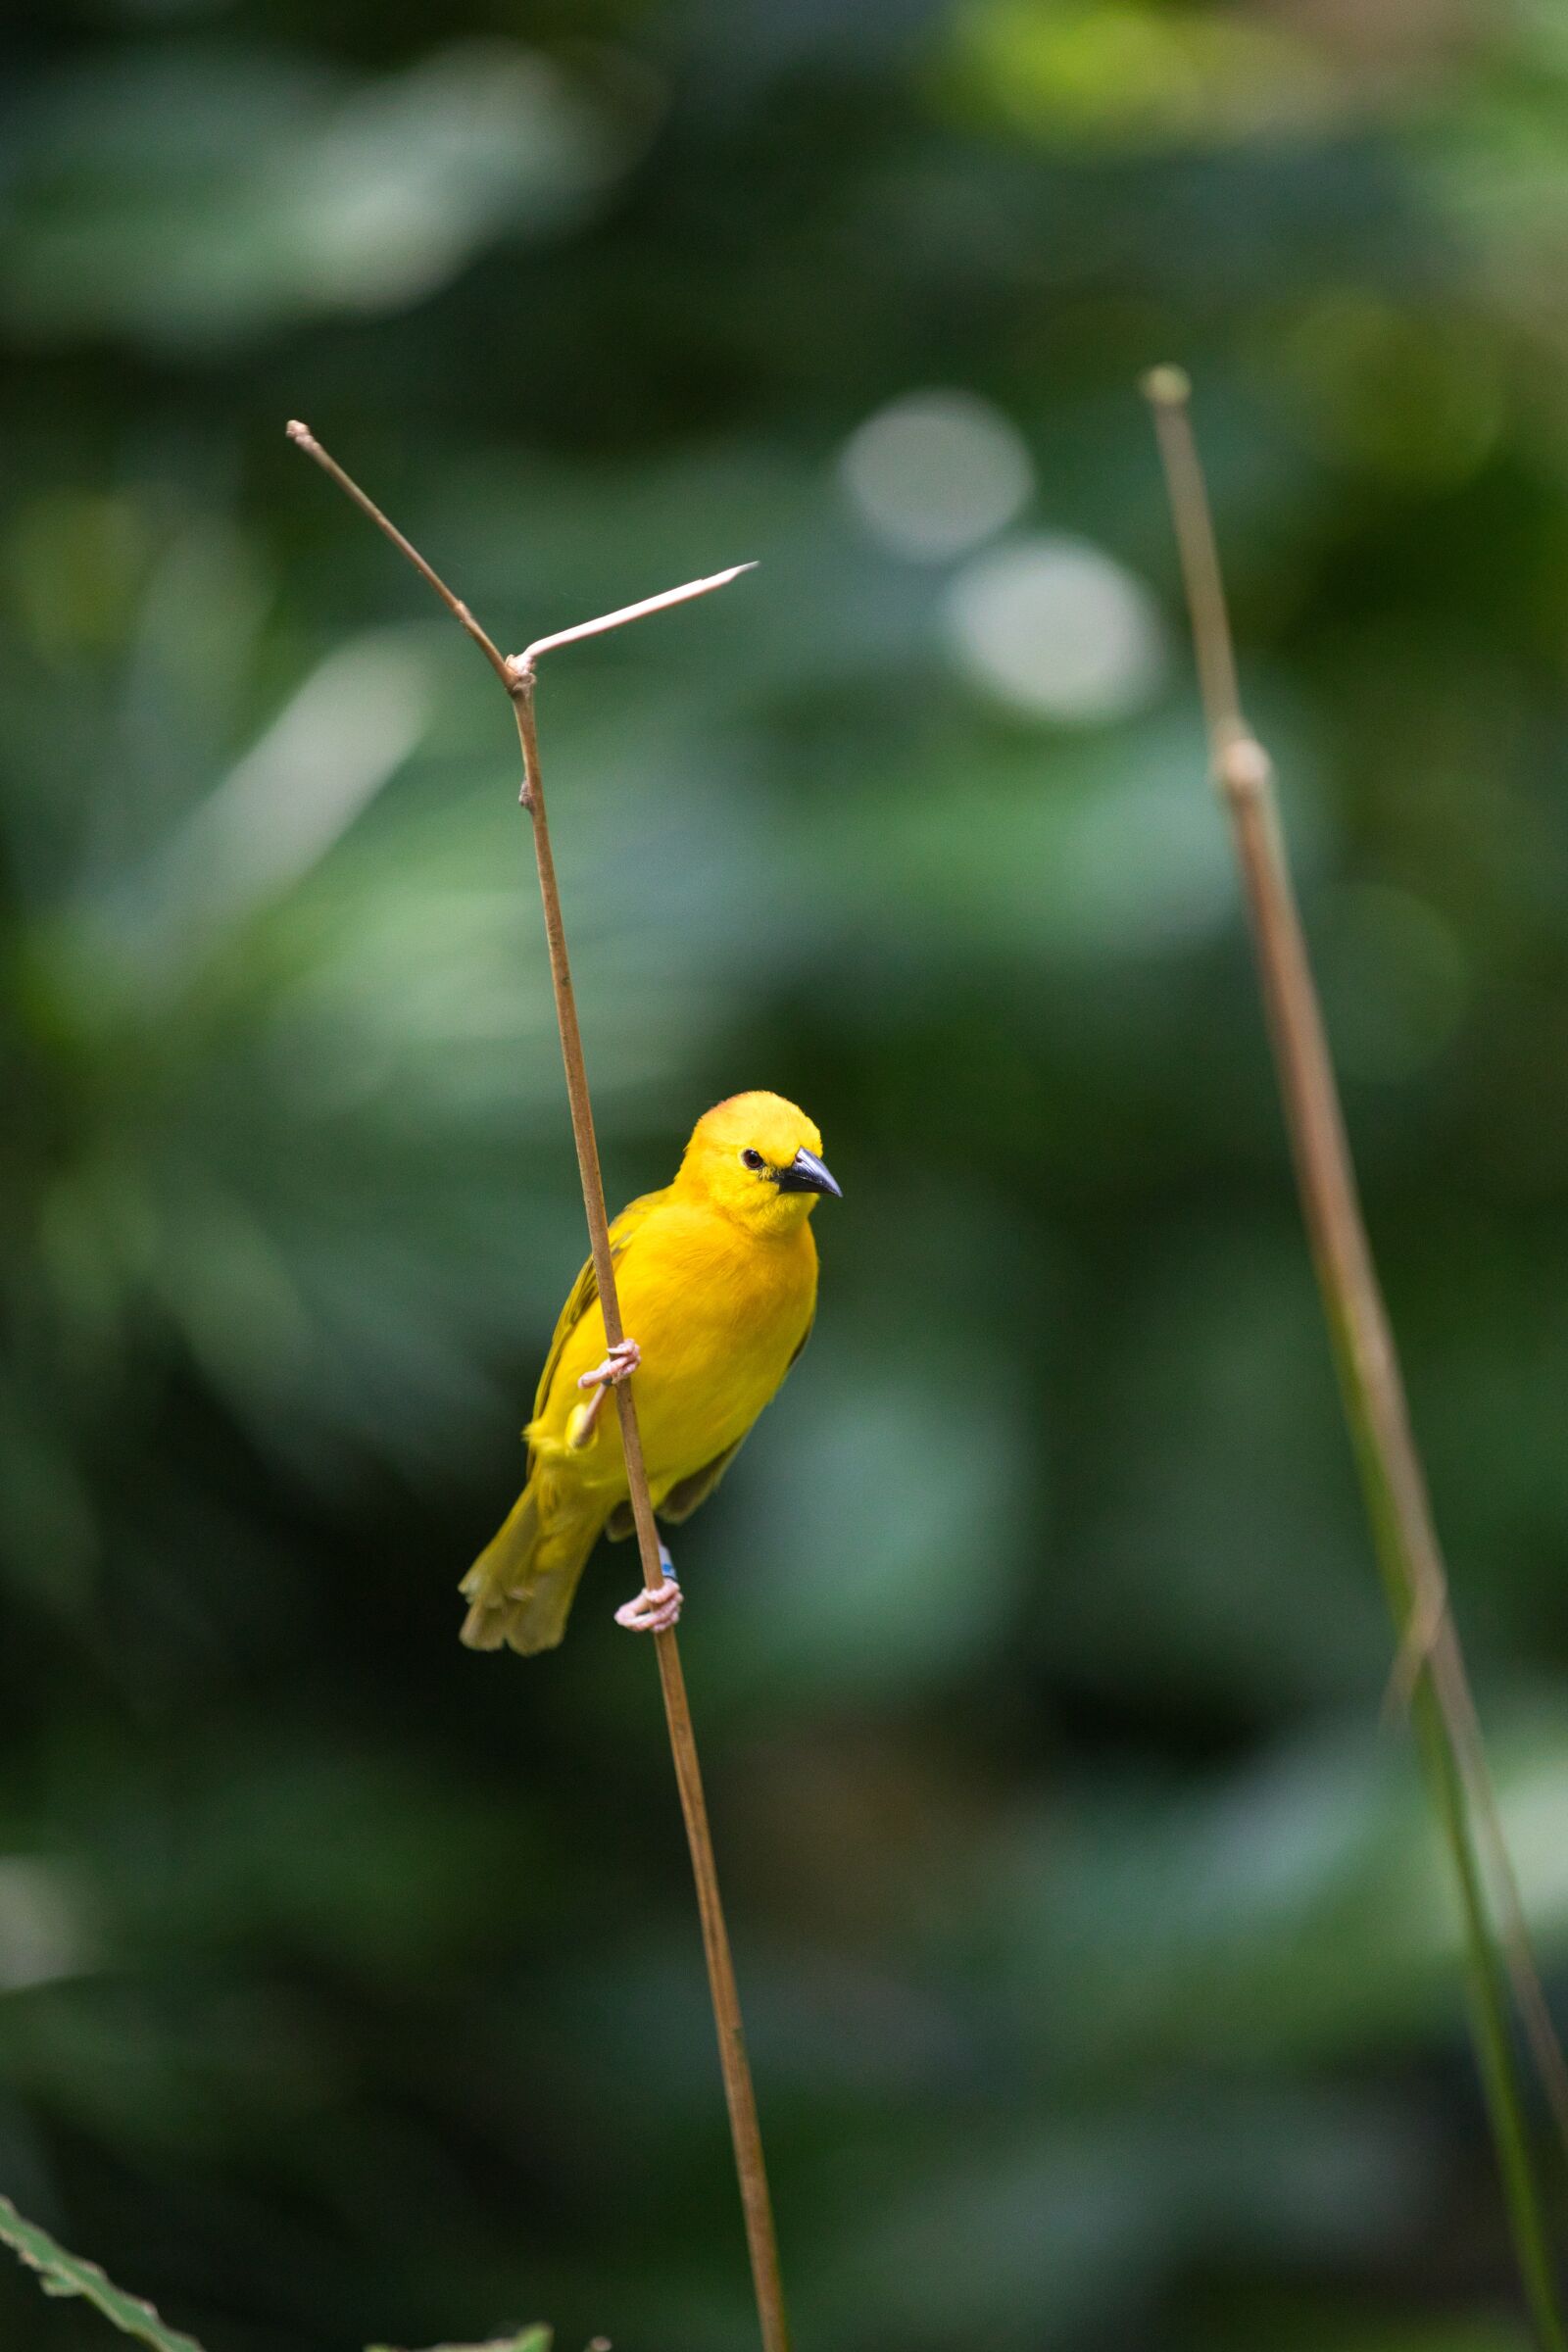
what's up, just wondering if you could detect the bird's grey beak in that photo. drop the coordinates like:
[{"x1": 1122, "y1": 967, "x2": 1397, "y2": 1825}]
[{"x1": 777, "y1": 1147, "x2": 842, "y2": 1199}]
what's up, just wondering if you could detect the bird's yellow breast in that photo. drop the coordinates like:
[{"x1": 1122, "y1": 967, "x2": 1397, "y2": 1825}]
[{"x1": 530, "y1": 1200, "x2": 817, "y2": 1503}]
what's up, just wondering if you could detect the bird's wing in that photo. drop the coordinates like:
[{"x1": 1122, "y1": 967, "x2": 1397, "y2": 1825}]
[
  {"x1": 656, "y1": 1440, "x2": 748, "y2": 1526},
  {"x1": 529, "y1": 1186, "x2": 668, "y2": 1430}
]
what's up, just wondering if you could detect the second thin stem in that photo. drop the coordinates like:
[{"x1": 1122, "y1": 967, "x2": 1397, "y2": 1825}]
[{"x1": 1147, "y1": 367, "x2": 1566, "y2": 2349}]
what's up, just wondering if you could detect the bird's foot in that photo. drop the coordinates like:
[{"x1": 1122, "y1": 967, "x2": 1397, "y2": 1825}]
[
  {"x1": 578, "y1": 1337, "x2": 642, "y2": 1392},
  {"x1": 614, "y1": 1546, "x2": 682, "y2": 1635},
  {"x1": 570, "y1": 1338, "x2": 642, "y2": 1447}
]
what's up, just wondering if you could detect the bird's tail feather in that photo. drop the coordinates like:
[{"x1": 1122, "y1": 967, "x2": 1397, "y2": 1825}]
[{"x1": 460, "y1": 1473, "x2": 606, "y2": 1655}]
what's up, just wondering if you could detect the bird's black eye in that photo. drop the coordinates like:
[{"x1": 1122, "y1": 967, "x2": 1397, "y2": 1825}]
[{"x1": 741, "y1": 1148, "x2": 765, "y2": 1171}]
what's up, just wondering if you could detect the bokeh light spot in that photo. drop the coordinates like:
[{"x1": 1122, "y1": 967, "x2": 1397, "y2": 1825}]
[
  {"x1": 0, "y1": 1859, "x2": 93, "y2": 1991},
  {"x1": 840, "y1": 389, "x2": 1033, "y2": 561},
  {"x1": 1266, "y1": 292, "x2": 1503, "y2": 488},
  {"x1": 1315, "y1": 882, "x2": 1468, "y2": 1081},
  {"x1": 945, "y1": 533, "x2": 1167, "y2": 721},
  {"x1": 947, "y1": 0, "x2": 1346, "y2": 151}
]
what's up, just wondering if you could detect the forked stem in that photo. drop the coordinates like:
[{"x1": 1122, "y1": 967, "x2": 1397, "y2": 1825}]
[
  {"x1": 1145, "y1": 366, "x2": 1567, "y2": 2346},
  {"x1": 288, "y1": 424, "x2": 789, "y2": 2352}
]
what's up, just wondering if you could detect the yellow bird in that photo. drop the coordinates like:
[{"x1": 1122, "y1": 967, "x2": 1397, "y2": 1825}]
[{"x1": 461, "y1": 1091, "x2": 840, "y2": 1654}]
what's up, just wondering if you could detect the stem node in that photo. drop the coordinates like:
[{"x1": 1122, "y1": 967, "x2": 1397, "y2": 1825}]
[{"x1": 1214, "y1": 731, "x2": 1272, "y2": 803}]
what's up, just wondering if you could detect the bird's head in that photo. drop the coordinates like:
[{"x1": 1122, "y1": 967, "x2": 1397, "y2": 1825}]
[{"x1": 676, "y1": 1092, "x2": 841, "y2": 1234}]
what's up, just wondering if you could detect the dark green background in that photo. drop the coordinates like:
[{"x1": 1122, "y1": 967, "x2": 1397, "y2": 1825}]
[{"x1": 5, "y1": 4, "x2": 1568, "y2": 2348}]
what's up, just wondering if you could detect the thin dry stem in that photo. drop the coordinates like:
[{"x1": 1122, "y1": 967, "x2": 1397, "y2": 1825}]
[
  {"x1": 513, "y1": 564, "x2": 757, "y2": 672},
  {"x1": 1145, "y1": 368, "x2": 1568, "y2": 2335},
  {"x1": 287, "y1": 424, "x2": 786, "y2": 2352},
  {"x1": 286, "y1": 422, "x2": 514, "y2": 688}
]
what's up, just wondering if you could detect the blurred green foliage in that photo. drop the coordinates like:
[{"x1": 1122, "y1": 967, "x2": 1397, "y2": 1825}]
[{"x1": 5, "y1": 2, "x2": 1568, "y2": 2348}]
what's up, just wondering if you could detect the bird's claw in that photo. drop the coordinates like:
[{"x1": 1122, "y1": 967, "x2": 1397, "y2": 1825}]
[
  {"x1": 569, "y1": 1338, "x2": 643, "y2": 1448},
  {"x1": 614, "y1": 1548, "x2": 682, "y2": 1635},
  {"x1": 578, "y1": 1338, "x2": 642, "y2": 1392}
]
